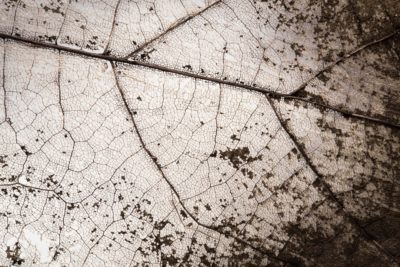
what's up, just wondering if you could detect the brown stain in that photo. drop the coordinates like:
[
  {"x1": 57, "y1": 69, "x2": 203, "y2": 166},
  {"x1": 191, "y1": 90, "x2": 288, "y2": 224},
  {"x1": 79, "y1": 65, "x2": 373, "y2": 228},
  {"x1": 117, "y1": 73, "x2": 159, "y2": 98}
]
[{"x1": 217, "y1": 147, "x2": 262, "y2": 169}]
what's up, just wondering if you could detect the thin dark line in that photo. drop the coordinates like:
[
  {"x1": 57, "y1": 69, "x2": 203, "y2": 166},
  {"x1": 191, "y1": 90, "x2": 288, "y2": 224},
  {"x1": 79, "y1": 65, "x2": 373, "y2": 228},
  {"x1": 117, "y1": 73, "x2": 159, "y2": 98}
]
[
  {"x1": 111, "y1": 62, "x2": 298, "y2": 265},
  {"x1": 103, "y1": 0, "x2": 122, "y2": 54},
  {"x1": 124, "y1": 0, "x2": 223, "y2": 58},
  {"x1": 289, "y1": 30, "x2": 399, "y2": 95},
  {"x1": 267, "y1": 94, "x2": 400, "y2": 129},
  {"x1": 1, "y1": 32, "x2": 399, "y2": 129},
  {"x1": 266, "y1": 94, "x2": 399, "y2": 264},
  {"x1": 0, "y1": 33, "x2": 279, "y2": 93},
  {"x1": 2, "y1": 40, "x2": 6, "y2": 121}
]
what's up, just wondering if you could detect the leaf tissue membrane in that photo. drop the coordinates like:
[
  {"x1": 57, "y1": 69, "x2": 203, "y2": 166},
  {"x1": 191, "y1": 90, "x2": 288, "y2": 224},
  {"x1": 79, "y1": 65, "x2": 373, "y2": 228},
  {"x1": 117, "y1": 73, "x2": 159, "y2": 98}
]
[{"x1": 0, "y1": 0, "x2": 399, "y2": 266}]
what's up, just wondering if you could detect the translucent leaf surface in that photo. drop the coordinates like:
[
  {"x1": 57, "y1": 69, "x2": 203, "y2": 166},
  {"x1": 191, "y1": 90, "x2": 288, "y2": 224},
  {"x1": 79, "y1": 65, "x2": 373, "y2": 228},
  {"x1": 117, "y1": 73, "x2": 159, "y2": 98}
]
[{"x1": 0, "y1": 0, "x2": 399, "y2": 266}]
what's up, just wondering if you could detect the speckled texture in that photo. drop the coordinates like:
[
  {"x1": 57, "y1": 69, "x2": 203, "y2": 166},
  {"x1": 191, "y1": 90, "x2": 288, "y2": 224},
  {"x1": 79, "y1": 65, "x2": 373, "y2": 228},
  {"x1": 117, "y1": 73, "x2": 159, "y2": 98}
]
[{"x1": 0, "y1": 0, "x2": 399, "y2": 266}]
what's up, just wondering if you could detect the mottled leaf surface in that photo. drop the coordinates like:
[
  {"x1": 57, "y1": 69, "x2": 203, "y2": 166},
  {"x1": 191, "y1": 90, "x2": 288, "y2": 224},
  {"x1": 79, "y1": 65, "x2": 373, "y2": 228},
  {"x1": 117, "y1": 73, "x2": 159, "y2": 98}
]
[{"x1": 0, "y1": 0, "x2": 399, "y2": 266}]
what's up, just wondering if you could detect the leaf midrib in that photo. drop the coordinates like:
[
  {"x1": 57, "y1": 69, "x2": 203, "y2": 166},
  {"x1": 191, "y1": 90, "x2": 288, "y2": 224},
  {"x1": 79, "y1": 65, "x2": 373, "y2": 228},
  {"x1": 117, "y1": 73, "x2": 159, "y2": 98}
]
[{"x1": 1, "y1": 32, "x2": 399, "y2": 129}]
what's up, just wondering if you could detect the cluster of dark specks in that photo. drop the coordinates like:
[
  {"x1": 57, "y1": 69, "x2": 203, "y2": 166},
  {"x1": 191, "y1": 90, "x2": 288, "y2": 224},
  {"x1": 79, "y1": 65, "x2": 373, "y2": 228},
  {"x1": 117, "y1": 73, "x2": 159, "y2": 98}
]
[
  {"x1": 6, "y1": 242, "x2": 24, "y2": 266},
  {"x1": 40, "y1": 2, "x2": 65, "y2": 16},
  {"x1": 0, "y1": 0, "x2": 399, "y2": 265},
  {"x1": 214, "y1": 146, "x2": 262, "y2": 170},
  {"x1": 3, "y1": 0, "x2": 19, "y2": 12}
]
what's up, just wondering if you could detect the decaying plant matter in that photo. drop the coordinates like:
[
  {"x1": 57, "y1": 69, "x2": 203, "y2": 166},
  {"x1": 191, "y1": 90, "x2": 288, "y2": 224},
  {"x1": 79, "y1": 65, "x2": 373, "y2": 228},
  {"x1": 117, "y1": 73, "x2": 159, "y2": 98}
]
[{"x1": 0, "y1": 0, "x2": 399, "y2": 266}]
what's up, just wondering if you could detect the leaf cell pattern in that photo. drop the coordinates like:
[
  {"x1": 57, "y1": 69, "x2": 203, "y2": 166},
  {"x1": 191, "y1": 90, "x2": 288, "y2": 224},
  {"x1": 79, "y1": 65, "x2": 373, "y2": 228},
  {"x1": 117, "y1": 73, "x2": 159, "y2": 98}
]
[{"x1": 0, "y1": 0, "x2": 399, "y2": 266}]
